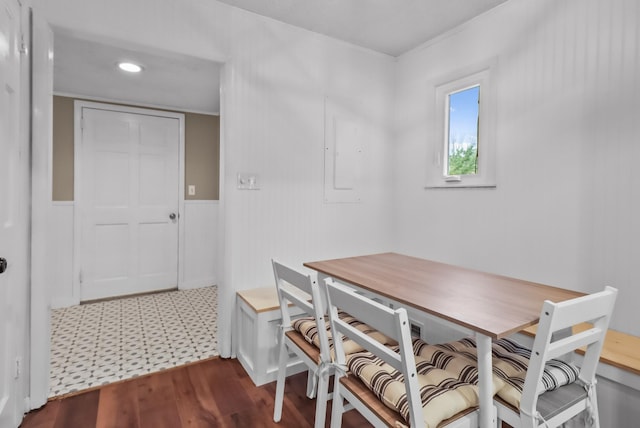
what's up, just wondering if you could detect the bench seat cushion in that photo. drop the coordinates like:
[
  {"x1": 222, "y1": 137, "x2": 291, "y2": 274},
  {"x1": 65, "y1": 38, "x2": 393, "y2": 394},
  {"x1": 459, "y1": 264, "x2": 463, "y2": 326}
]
[{"x1": 292, "y1": 310, "x2": 396, "y2": 355}]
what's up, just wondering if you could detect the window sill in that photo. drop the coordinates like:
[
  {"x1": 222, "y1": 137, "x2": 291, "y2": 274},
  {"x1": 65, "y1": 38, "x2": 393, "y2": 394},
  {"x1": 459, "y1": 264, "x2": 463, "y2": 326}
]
[{"x1": 424, "y1": 183, "x2": 496, "y2": 189}]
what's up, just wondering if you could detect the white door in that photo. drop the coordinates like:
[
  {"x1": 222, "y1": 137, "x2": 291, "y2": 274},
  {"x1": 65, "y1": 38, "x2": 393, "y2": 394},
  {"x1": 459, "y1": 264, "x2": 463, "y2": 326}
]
[
  {"x1": 0, "y1": 0, "x2": 22, "y2": 425},
  {"x1": 78, "y1": 105, "x2": 182, "y2": 301}
]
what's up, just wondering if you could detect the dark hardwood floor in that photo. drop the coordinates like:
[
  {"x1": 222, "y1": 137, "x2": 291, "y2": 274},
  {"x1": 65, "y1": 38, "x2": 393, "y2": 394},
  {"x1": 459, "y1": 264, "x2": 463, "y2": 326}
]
[{"x1": 20, "y1": 357, "x2": 370, "y2": 428}]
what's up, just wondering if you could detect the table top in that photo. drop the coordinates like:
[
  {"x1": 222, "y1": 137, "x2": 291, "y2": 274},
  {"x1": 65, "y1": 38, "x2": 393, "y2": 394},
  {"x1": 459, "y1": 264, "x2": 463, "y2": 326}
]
[{"x1": 304, "y1": 252, "x2": 584, "y2": 339}]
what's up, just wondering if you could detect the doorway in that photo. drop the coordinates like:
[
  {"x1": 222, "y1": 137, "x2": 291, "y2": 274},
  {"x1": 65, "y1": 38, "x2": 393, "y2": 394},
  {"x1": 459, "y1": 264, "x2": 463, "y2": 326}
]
[
  {"x1": 29, "y1": 25, "x2": 224, "y2": 411},
  {"x1": 74, "y1": 102, "x2": 184, "y2": 301}
]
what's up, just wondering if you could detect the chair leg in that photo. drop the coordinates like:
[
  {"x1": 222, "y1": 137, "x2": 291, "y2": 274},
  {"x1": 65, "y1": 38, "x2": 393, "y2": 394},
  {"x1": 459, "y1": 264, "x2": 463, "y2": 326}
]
[
  {"x1": 273, "y1": 335, "x2": 288, "y2": 422},
  {"x1": 589, "y1": 387, "x2": 600, "y2": 428},
  {"x1": 313, "y1": 371, "x2": 330, "y2": 428},
  {"x1": 330, "y1": 377, "x2": 344, "y2": 428},
  {"x1": 306, "y1": 369, "x2": 318, "y2": 399}
]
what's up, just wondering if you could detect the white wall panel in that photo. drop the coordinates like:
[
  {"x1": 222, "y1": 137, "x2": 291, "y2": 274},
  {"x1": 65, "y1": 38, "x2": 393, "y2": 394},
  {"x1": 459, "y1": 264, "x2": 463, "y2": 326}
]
[
  {"x1": 182, "y1": 201, "x2": 218, "y2": 289},
  {"x1": 48, "y1": 203, "x2": 76, "y2": 308},
  {"x1": 30, "y1": 13, "x2": 55, "y2": 407},
  {"x1": 394, "y1": 0, "x2": 640, "y2": 340},
  {"x1": 218, "y1": 9, "x2": 395, "y2": 357}
]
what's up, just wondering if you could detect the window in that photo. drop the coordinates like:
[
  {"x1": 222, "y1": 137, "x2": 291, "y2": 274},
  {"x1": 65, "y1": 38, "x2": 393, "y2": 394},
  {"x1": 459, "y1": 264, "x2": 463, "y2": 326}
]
[
  {"x1": 426, "y1": 62, "x2": 496, "y2": 188},
  {"x1": 447, "y1": 85, "x2": 479, "y2": 176}
]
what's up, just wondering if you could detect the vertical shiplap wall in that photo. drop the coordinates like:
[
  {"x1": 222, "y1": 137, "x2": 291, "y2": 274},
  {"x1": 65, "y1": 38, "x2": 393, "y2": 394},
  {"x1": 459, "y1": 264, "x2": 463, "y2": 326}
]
[
  {"x1": 394, "y1": 0, "x2": 640, "y2": 336},
  {"x1": 581, "y1": 0, "x2": 640, "y2": 336},
  {"x1": 219, "y1": 9, "x2": 395, "y2": 356},
  {"x1": 182, "y1": 201, "x2": 218, "y2": 288},
  {"x1": 34, "y1": 0, "x2": 395, "y2": 358},
  {"x1": 47, "y1": 203, "x2": 75, "y2": 308}
]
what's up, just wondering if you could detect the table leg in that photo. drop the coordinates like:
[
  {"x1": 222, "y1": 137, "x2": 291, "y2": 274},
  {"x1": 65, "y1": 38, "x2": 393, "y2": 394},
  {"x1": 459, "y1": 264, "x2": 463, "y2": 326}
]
[{"x1": 476, "y1": 333, "x2": 496, "y2": 428}]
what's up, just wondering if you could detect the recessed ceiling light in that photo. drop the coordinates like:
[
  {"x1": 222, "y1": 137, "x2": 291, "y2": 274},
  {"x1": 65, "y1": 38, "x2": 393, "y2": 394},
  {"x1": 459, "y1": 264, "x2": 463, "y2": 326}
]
[{"x1": 118, "y1": 62, "x2": 142, "y2": 73}]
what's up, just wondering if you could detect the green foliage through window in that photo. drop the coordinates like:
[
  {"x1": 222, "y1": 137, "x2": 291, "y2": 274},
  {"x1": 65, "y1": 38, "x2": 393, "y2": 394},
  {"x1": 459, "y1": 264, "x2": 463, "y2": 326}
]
[
  {"x1": 448, "y1": 146, "x2": 478, "y2": 175},
  {"x1": 446, "y1": 85, "x2": 479, "y2": 176}
]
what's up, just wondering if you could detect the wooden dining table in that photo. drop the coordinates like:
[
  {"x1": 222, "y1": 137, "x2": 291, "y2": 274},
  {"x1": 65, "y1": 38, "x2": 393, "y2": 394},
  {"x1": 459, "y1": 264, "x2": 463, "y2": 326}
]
[{"x1": 304, "y1": 252, "x2": 584, "y2": 428}]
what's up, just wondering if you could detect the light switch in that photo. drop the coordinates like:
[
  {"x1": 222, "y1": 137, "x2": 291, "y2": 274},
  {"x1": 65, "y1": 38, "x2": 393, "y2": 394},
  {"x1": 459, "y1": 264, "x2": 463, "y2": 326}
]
[
  {"x1": 188, "y1": 185, "x2": 196, "y2": 196},
  {"x1": 237, "y1": 173, "x2": 260, "y2": 190}
]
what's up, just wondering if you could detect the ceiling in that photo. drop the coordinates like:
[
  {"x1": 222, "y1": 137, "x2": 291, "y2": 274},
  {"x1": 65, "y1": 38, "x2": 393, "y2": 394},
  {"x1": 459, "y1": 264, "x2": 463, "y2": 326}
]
[
  {"x1": 217, "y1": 0, "x2": 508, "y2": 57},
  {"x1": 53, "y1": 0, "x2": 508, "y2": 113},
  {"x1": 53, "y1": 29, "x2": 222, "y2": 114}
]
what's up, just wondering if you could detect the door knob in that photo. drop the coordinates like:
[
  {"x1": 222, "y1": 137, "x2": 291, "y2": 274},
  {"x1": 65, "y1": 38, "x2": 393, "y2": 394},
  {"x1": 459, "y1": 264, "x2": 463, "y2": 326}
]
[
  {"x1": 0, "y1": 258, "x2": 7, "y2": 274},
  {"x1": 169, "y1": 213, "x2": 177, "y2": 220}
]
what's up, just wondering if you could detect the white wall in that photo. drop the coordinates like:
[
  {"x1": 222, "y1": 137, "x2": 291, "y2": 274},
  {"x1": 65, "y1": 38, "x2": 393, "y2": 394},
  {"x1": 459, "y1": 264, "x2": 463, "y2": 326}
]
[
  {"x1": 220, "y1": 9, "x2": 395, "y2": 357},
  {"x1": 394, "y1": 0, "x2": 640, "y2": 337},
  {"x1": 34, "y1": 0, "x2": 396, "y2": 358},
  {"x1": 182, "y1": 201, "x2": 219, "y2": 289},
  {"x1": 30, "y1": 11, "x2": 54, "y2": 408},
  {"x1": 47, "y1": 203, "x2": 75, "y2": 308}
]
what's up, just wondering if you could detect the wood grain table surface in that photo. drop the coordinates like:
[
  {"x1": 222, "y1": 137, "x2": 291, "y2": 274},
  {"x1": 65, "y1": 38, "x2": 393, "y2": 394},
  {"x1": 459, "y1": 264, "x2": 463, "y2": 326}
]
[{"x1": 305, "y1": 252, "x2": 584, "y2": 339}]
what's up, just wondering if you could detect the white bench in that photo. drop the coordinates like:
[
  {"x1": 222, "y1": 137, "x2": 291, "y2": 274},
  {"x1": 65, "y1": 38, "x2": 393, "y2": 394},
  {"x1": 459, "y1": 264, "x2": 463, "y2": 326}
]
[{"x1": 235, "y1": 287, "x2": 306, "y2": 386}]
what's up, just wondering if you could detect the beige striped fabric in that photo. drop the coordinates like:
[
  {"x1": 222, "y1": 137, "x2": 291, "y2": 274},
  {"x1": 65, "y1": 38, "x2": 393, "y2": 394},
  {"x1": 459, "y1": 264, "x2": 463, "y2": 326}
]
[
  {"x1": 347, "y1": 338, "x2": 491, "y2": 428},
  {"x1": 345, "y1": 337, "x2": 579, "y2": 427},
  {"x1": 291, "y1": 310, "x2": 397, "y2": 356},
  {"x1": 433, "y1": 338, "x2": 580, "y2": 408},
  {"x1": 489, "y1": 338, "x2": 580, "y2": 408}
]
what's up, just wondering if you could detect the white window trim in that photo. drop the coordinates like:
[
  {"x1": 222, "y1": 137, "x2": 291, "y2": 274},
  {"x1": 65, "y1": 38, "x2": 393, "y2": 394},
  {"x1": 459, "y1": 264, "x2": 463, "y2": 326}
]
[{"x1": 426, "y1": 60, "x2": 497, "y2": 188}]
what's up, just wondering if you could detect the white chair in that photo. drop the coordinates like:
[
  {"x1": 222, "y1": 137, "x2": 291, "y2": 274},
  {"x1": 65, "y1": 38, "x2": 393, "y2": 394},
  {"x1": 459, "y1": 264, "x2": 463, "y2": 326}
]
[
  {"x1": 494, "y1": 286, "x2": 618, "y2": 428},
  {"x1": 272, "y1": 260, "x2": 332, "y2": 428},
  {"x1": 324, "y1": 278, "x2": 479, "y2": 428}
]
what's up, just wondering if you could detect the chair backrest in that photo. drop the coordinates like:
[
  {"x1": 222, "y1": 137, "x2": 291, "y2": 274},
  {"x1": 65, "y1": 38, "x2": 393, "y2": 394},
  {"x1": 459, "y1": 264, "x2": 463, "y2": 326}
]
[
  {"x1": 272, "y1": 260, "x2": 331, "y2": 360},
  {"x1": 324, "y1": 278, "x2": 424, "y2": 428},
  {"x1": 520, "y1": 286, "x2": 618, "y2": 419}
]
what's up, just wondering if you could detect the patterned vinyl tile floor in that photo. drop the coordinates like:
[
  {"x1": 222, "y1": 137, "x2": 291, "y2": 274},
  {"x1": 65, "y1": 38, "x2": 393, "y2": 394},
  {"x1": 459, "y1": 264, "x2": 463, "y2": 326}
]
[{"x1": 49, "y1": 286, "x2": 218, "y2": 398}]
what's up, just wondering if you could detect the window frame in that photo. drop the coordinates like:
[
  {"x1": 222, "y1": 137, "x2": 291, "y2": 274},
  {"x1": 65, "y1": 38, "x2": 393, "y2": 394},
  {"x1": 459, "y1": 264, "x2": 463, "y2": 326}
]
[{"x1": 426, "y1": 62, "x2": 497, "y2": 188}]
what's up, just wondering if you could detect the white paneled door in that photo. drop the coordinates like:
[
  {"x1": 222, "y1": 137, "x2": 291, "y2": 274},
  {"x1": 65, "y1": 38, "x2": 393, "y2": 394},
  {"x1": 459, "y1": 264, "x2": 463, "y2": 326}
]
[
  {"x1": 78, "y1": 105, "x2": 182, "y2": 301},
  {"x1": 0, "y1": 0, "x2": 21, "y2": 426}
]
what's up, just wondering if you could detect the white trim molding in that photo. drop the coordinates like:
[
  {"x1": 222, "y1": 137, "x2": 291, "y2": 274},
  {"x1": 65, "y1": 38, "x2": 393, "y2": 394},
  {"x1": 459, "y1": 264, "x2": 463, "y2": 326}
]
[{"x1": 426, "y1": 58, "x2": 498, "y2": 189}]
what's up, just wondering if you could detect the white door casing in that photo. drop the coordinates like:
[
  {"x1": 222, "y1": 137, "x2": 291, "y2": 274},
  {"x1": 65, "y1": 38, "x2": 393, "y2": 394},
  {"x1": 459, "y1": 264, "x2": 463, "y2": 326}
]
[
  {"x1": 75, "y1": 102, "x2": 185, "y2": 301},
  {"x1": 0, "y1": 0, "x2": 23, "y2": 425},
  {"x1": 29, "y1": 7, "x2": 54, "y2": 411}
]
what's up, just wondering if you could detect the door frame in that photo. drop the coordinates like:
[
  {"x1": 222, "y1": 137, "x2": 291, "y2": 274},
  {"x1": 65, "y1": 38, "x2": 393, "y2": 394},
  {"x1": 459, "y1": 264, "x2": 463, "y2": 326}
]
[
  {"x1": 28, "y1": 15, "x2": 228, "y2": 409},
  {"x1": 29, "y1": 6, "x2": 54, "y2": 411},
  {"x1": 72, "y1": 100, "x2": 186, "y2": 302}
]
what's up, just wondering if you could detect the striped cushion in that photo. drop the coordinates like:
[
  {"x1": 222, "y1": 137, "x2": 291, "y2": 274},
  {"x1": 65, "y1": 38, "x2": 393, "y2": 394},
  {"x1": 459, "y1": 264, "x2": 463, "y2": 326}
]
[
  {"x1": 413, "y1": 338, "x2": 506, "y2": 392},
  {"x1": 491, "y1": 338, "x2": 580, "y2": 408},
  {"x1": 436, "y1": 337, "x2": 580, "y2": 408},
  {"x1": 346, "y1": 338, "x2": 489, "y2": 428},
  {"x1": 291, "y1": 311, "x2": 396, "y2": 356}
]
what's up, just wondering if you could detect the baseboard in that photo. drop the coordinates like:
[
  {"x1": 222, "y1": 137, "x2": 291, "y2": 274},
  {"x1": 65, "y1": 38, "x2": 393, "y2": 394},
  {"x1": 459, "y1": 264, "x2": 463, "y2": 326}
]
[
  {"x1": 50, "y1": 296, "x2": 80, "y2": 309},
  {"x1": 180, "y1": 278, "x2": 217, "y2": 290}
]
